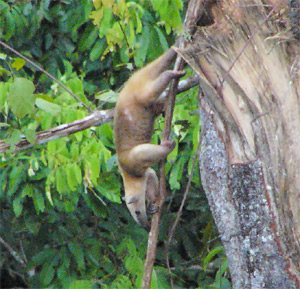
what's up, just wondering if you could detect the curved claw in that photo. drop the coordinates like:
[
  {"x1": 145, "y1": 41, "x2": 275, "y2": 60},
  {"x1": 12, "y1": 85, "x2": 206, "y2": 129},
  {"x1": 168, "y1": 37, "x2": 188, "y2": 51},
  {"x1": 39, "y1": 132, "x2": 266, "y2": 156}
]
[{"x1": 147, "y1": 201, "x2": 158, "y2": 215}]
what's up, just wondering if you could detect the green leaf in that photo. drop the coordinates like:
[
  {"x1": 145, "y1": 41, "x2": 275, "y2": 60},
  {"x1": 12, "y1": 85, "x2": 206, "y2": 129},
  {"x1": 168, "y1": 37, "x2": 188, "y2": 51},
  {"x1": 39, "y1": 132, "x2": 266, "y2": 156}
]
[
  {"x1": 78, "y1": 24, "x2": 98, "y2": 52},
  {"x1": 150, "y1": 0, "x2": 163, "y2": 12},
  {"x1": 45, "y1": 186, "x2": 54, "y2": 206},
  {"x1": 8, "y1": 77, "x2": 35, "y2": 118},
  {"x1": 66, "y1": 163, "x2": 82, "y2": 191},
  {"x1": 154, "y1": 26, "x2": 168, "y2": 51},
  {"x1": 134, "y1": 25, "x2": 150, "y2": 67},
  {"x1": 95, "y1": 89, "x2": 118, "y2": 103},
  {"x1": 150, "y1": 269, "x2": 159, "y2": 289},
  {"x1": 4, "y1": 11, "x2": 15, "y2": 40},
  {"x1": 30, "y1": 249, "x2": 57, "y2": 268},
  {"x1": 69, "y1": 280, "x2": 93, "y2": 289},
  {"x1": 0, "y1": 167, "x2": 8, "y2": 194},
  {"x1": 219, "y1": 258, "x2": 229, "y2": 276},
  {"x1": 6, "y1": 129, "x2": 22, "y2": 149},
  {"x1": 90, "y1": 38, "x2": 107, "y2": 61},
  {"x1": 72, "y1": 163, "x2": 82, "y2": 185},
  {"x1": 98, "y1": 140, "x2": 111, "y2": 164},
  {"x1": 67, "y1": 77, "x2": 85, "y2": 97},
  {"x1": 11, "y1": 57, "x2": 26, "y2": 70},
  {"x1": 106, "y1": 154, "x2": 118, "y2": 171},
  {"x1": 169, "y1": 161, "x2": 180, "y2": 190},
  {"x1": 90, "y1": 8, "x2": 104, "y2": 26},
  {"x1": 87, "y1": 157, "x2": 100, "y2": 184},
  {"x1": 36, "y1": 98, "x2": 61, "y2": 116},
  {"x1": 22, "y1": 127, "x2": 37, "y2": 144},
  {"x1": 0, "y1": 82, "x2": 9, "y2": 107},
  {"x1": 96, "y1": 172, "x2": 121, "y2": 203},
  {"x1": 32, "y1": 191, "x2": 45, "y2": 214},
  {"x1": 97, "y1": 123, "x2": 113, "y2": 145},
  {"x1": 68, "y1": 242, "x2": 86, "y2": 270},
  {"x1": 85, "y1": 191, "x2": 107, "y2": 217},
  {"x1": 211, "y1": 278, "x2": 231, "y2": 289},
  {"x1": 57, "y1": 248, "x2": 71, "y2": 281},
  {"x1": 0, "y1": 66, "x2": 10, "y2": 76},
  {"x1": 8, "y1": 166, "x2": 24, "y2": 196},
  {"x1": 0, "y1": 53, "x2": 7, "y2": 60},
  {"x1": 24, "y1": 217, "x2": 40, "y2": 234},
  {"x1": 125, "y1": 255, "x2": 143, "y2": 275},
  {"x1": 40, "y1": 264, "x2": 55, "y2": 286},
  {"x1": 55, "y1": 167, "x2": 69, "y2": 194},
  {"x1": 203, "y1": 246, "x2": 224, "y2": 271},
  {"x1": 13, "y1": 195, "x2": 23, "y2": 217}
]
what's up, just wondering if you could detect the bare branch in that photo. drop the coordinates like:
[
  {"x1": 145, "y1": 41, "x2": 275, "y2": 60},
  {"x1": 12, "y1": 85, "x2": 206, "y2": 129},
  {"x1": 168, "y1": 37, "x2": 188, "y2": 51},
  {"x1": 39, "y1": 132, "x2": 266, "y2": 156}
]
[{"x1": 0, "y1": 109, "x2": 114, "y2": 154}]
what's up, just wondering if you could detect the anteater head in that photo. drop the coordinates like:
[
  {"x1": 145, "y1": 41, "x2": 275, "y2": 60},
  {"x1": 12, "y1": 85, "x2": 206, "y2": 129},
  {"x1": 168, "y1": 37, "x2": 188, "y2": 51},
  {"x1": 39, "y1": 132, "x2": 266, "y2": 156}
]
[{"x1": 126, "y1": 194, "x2": 151, "y2": 232}]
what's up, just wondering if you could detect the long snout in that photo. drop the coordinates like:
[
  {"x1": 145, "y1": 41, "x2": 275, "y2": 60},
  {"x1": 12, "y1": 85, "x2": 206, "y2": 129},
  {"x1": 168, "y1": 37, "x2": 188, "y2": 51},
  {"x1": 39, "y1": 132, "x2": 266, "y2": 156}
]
[{"x1": 136, "y1": 213, "x2": 151, "y2": 232}]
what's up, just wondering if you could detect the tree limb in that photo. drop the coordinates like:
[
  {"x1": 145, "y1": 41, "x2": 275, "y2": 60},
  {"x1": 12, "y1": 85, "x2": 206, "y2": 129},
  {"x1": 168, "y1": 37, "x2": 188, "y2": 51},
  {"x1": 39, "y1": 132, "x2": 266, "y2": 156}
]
[{"x1": 0, "y1": 109, "x2": 114, "y2": 154}]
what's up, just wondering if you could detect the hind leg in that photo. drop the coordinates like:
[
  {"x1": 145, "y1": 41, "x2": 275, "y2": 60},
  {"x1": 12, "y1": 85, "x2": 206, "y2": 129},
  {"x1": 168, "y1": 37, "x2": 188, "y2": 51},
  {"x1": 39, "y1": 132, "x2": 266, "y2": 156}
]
[{"x1": 125, "y1": 140, "x2": 175, "y2": 171}]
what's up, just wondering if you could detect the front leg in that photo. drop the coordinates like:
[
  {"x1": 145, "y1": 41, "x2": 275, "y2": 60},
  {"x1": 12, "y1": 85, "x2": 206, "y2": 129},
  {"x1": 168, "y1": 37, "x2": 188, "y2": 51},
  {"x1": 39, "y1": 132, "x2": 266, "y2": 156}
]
[
  {"x1": 148, "y1": 70, "x2": 186, "y2": 101},
  {"x1": 152, "y1": 70, "x2": 186, "y2": 96},
  {"x1": 138, "y1": 70, "x2": 186, "y2": 104}
]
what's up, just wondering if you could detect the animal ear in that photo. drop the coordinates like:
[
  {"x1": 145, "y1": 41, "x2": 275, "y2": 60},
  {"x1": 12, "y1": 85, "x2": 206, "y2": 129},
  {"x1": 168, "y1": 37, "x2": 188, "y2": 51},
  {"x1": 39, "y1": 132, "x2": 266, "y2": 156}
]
[{"x1": 127, "y1": 195, "x2": 139, "y2": 204}]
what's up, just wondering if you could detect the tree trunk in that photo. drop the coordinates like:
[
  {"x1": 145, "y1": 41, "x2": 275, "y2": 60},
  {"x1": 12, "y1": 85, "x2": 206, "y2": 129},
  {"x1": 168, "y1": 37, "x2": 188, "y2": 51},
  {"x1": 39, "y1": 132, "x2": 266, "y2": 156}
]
[{"x1": 177, "y1": 0, "x2": 300, "y2": 288}]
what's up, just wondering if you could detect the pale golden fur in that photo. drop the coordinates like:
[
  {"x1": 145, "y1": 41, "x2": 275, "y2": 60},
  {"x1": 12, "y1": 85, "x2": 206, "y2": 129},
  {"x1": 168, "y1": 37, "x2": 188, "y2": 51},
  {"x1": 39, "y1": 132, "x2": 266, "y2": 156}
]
[{"x1": 114, "y1": 48, "x2": 185, "y2": 231}]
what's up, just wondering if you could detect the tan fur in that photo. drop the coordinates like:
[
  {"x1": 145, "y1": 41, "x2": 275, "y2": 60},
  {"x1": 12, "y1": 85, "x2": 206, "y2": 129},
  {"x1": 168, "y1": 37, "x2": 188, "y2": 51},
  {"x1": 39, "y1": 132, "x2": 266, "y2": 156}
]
[{"x1": 114, "y1": 48, "x2": 185, "y2": 231}]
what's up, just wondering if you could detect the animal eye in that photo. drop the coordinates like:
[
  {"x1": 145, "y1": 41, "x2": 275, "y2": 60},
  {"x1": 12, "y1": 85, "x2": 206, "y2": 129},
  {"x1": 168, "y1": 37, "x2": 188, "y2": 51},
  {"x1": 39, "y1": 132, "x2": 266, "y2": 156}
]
[{"x1": 135, "y1": 210, "x2": 141, "y2": 216}]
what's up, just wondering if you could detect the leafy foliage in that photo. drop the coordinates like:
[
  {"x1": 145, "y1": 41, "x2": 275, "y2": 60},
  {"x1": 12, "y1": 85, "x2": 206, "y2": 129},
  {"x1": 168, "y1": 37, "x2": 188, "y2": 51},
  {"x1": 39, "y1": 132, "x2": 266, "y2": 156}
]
[{"x1": 0, "y1": 0, "x2": 228, "y2": 288}]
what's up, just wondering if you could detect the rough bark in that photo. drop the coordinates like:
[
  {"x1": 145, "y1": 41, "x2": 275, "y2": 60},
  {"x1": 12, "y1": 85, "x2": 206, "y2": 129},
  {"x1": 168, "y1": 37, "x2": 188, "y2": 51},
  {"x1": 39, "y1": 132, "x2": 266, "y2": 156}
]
[{"x1": 176, "y1": 0, "x2": 300, "y2": 288}]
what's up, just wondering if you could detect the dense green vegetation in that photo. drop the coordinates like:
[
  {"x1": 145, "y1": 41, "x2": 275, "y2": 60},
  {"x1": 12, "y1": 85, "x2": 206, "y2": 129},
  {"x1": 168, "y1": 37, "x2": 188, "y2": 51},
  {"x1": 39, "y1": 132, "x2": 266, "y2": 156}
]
[{"x1": 0, "y1": 0, "x2": 229, "y2": 288}]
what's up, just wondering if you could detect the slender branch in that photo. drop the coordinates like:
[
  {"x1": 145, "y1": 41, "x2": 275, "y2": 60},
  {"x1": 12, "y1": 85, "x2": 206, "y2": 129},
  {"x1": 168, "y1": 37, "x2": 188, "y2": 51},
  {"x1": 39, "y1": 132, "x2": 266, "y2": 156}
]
[
  {"x1": 0, "y1": 235, "x2": 26, "y2": 267},
  {"x1": 141, "y1": 1, "x2": 204, "y2": 287},
  {"x1": 165, "y1": 140, "x2": 201, "y2": 287},
  {"x1": 0, "y1": 40, "x2": 92, "y2": 112},
  {"x1": 7, "y1": 268, "x2": 30, "y2": 287},
  {"x1": 141, "y1": 47, "x2": 186, "y2": 289}
]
